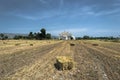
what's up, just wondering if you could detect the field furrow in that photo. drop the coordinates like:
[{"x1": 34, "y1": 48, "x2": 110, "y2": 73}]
[{"x1": 0, "y1": 40, "x2": 120, "y2": 80}]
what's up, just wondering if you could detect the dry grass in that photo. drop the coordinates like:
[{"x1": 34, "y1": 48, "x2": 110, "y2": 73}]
[
  {"x1": 56, "y1": 56, "x2": 73, "y2": 62},
  {"x1": 0, "y1": 40, "x2": 120, "y2": 80},
  {"x1": 0, "y1": 40, "x2": 61, "y2": 55}
]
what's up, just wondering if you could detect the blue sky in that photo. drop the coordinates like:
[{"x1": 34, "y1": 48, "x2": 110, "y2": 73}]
[{"x1": 0, "y1": 0, "x2": 120, "y2": 37}]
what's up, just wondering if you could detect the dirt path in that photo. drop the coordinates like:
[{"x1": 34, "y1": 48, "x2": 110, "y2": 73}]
[{"x1": 0, "y1": 40, "x2": 120, "y2": 80}]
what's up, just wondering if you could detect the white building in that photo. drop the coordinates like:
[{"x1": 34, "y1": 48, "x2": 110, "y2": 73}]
[{"x1": 59, "y1": 31, "x2": 76, "y2": 40}]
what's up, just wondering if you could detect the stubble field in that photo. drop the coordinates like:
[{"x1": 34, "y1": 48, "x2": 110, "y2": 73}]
[{"x1": 0, "y1": 40, "x2": 120, "y2": 80}]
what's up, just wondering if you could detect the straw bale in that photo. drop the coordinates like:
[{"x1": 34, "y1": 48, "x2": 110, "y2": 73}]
[
  {"x1": 92, "y1": 44, "x2": 99, "y2": 46},
  {"x1": 70, "y1": 43, "x2": 75, "y2": 46},
  {"x1": 56, "y1": 56, "x2": 74, "y2": 70}
]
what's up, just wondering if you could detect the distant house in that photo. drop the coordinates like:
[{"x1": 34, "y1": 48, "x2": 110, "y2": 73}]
[{"x1": 59, "y1": 31, "x2": 76, "y2": 40}]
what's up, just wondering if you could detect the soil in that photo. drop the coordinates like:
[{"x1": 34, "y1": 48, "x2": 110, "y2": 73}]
[{"x1": 0, "y1": 40, "x2": 120, "y2": 80}]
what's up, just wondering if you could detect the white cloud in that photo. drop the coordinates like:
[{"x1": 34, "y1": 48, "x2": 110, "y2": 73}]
[
  {"x1": 10, "y1": 10, "x2": 67, "y2": 20},
  {"x1": 68, "y1": 5, "x2": 120, "y2": 17}
]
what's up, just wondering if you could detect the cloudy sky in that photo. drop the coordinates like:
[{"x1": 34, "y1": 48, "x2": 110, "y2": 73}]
[{"x1": 0, "y1": 0, "x2": 120, "y2": 37}]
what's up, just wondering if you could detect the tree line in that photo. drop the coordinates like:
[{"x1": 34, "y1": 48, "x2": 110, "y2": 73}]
[
  {"x1": 0, "y1": 28, "x2": 51, "y2": 40},
  {"x1": 0, "y1": 29, "x2": 119, "y2": 41},
  {"x1": 0, "y1": 33, "x2": 8, "y2": 40},
  {"x1": 14, "y1": 28, "x2": 51, "y2": 40},
  {"x1": 76, "y1": 35, "x2": 120, "y2": 41}
]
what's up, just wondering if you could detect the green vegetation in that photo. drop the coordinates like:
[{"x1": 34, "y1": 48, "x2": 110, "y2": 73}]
[
  {"x1": 0, "y1": 29, "x2": 119, "y2": 42},
  {"x1": 13, "y1": 28, "x2": 51, "y2": 40},
  {"x1": 0, "y1": 33, "x2": 8, "y2": 40},
  {"x1": 76, "y1": 35, "x2": 120, "y2": 42}
]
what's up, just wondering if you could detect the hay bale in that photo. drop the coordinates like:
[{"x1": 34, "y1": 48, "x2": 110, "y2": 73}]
[
  {"x1": 92, "y1": 44, "x2": 99, "y2": 46},
  {"x1": 15, "y1": 43, "x2": 20, "y2": 46},
  {"x1": 70, "y1": 43, "x2": 75, "y2": 46},
  {"x1": 30, "y1": 44, "x2": 33, "y2": 46},
  {"x1": 3, "y1": 42, "x2": 7, "y2": 44},
  {"x1": 56, "y1": 56, "x2": 74, "y2": 70}
]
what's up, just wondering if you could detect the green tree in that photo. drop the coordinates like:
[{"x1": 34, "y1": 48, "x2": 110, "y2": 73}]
[
  {"x1": 83, "y1": 35, "x2": 90, "y2": 39},
  {"x1": 14, "y1": 35, "x2": 23, "y2": 39},
  {"x1": 4, "y1": 36, "x2": 8, "y2": 40},
  {"x1": 0, "y1": 33, "x2": 4, "y2": 39},
  {"x1": 0, "y1": 34, "x2": 8, "y2": 40},
  {"x1": 0, "y1": 33, "x2": 4, "y2": 37},
  {"x1": 14, "y1": 35, "x2": 19, "y2": 39},
  {"x1": 40, "y1": 28, "x2": 46, "y2": 39},
  {"x1": 28, "y1": 32, "x2": 34, "y2": 39},
  {"x1": 46, "y1": 33, "x2": 51, "y2": 39}
]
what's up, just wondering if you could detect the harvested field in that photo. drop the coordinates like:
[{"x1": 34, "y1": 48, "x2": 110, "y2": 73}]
[{"x1": 0, "y1": 40, "x2": 120, "y2": 80}]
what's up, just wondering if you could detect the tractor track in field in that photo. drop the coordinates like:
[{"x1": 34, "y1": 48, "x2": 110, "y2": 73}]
[
  {"x1": 0, "y1": 41, "x2": 63, "y2": 79},
  {"x1": 8, "y1": 41, "x2": 67, "y2": 80},
  {"x1": 69, "y1": 41, "x2": 120, "y2": 80},
  {"x1": 80, "y1": 41, "x2": 120, "y2": 80},
  {"x1": 1, "y1": 41, "x2": 76, "y2": 80},
  {"x1": 0, "y1": 40, "x2": 120, "y2": 80}
]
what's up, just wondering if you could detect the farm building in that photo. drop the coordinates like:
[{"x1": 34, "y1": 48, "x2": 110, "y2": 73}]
[{"x1": 59, "y1": 31, "x2": 76, "y2": 40}]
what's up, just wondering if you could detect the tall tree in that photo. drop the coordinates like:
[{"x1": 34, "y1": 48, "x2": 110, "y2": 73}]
[
  {"x1": 40, "y1": 28, "x2": 46, "y2": 39},
  {"x1": 28, "y1": 32, "x2": 34, "y2": 39},
  {"x1": 0, "y1": 33, "x2": 4, "y2": 39}
]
